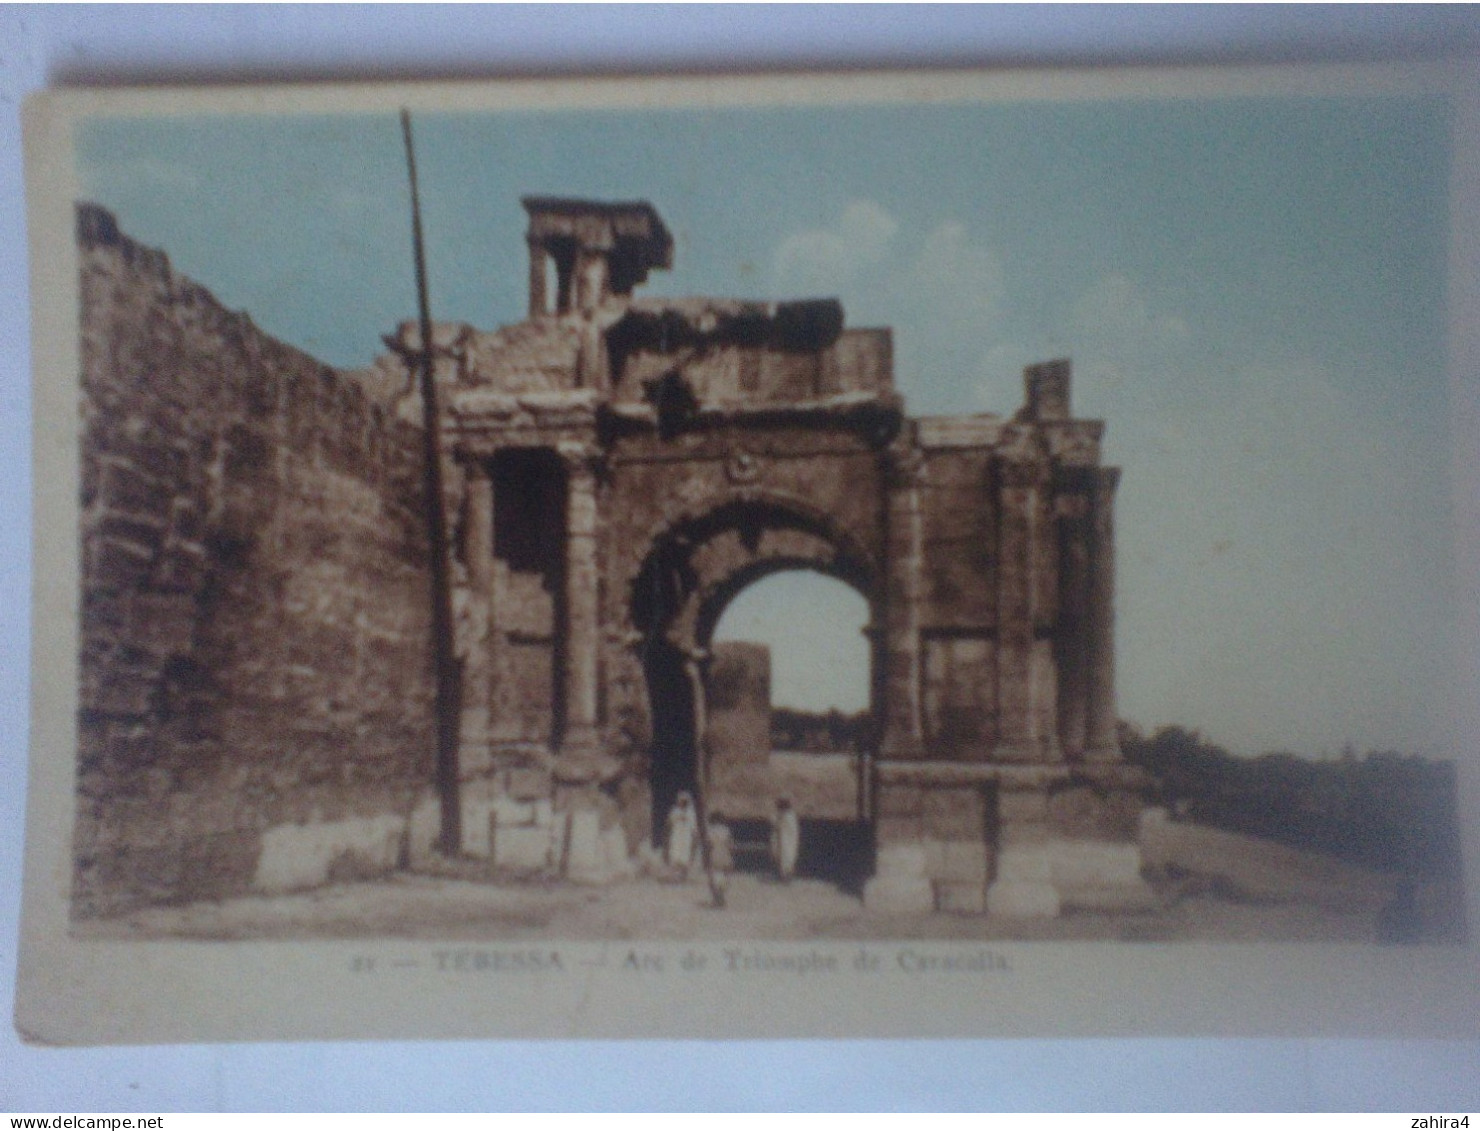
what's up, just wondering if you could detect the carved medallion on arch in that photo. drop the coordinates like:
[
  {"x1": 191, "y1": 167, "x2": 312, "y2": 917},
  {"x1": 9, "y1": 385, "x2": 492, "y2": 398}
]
[{"x1": 724, "y1": 444, "x2": 761, "y2": 485}]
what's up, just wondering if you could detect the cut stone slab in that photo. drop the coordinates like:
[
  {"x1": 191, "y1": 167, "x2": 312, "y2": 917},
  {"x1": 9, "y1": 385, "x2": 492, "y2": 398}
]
[
  {"x1": 460, "y1": 798, "x2": 495, "y2": 859},
  {"x1": 492, "y1": 796, "x2": 537, "y2": 827},
  {"x1": 936, "y1": 839, "x2": 990, "y2": 883},
  {"x1": 863, "y1": 875, "x2": 935, "y2": 915},
  {"x1": 563, "y1": 809, "x2": 607, "y2": 883},
  {"x1": 986, "y1": 879, "x2": 1061, "y2": 918},
  {"x1": 874, "y1": 842, "x2": 930, "y2": 878},
  {"x1": 493, "y1": 822, "x2": 555, "y2": 872},
  {"x1": 601, "y1": 824, "x2": 634, "y2": 880},
  {"x1": 254, "y1": 814, "x2": 404, "y2": 894},
  {"x1": 934, "y1": 880, "x2": 987, "y2": 914},
  {"x1": 406, "y1": 794, "x2": 442, "y2": 866},
  {"x1": 995, "y1": 845, "x2": 1054, "y2": 883}
]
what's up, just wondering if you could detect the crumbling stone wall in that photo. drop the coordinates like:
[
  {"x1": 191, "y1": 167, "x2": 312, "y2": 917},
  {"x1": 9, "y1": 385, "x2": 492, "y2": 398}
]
[{"x1": 75, "y1": 205, "x2": 434, "y2": 917}]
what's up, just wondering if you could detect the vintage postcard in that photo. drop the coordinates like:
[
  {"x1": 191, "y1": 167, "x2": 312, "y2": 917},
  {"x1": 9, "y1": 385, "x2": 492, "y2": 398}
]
[{"x1": 17, "y1": 65, "x2": 1480, "y2": 1044}]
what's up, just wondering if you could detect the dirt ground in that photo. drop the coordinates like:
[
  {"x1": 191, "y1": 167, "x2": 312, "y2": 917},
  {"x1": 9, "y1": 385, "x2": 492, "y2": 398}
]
[{"x1": 75, "y1": 868, "x2": 1419, "y2": 944}]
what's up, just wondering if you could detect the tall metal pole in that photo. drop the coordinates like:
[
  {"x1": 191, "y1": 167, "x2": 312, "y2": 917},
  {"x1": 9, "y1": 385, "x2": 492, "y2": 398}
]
[{"x1": 401, "y1": 109, "x2": 462, "y2": 855}]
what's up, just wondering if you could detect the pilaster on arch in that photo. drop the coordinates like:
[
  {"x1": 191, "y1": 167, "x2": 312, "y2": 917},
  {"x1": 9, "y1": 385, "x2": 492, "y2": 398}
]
[{"x1": 556, "y1": 439, "x2": 604, "y2": 772}]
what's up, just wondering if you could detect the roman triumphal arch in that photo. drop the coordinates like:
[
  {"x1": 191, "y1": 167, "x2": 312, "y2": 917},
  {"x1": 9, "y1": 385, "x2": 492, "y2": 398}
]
[{"x1": 378, "y1": 197, "x2": 1151, "y2": 916}]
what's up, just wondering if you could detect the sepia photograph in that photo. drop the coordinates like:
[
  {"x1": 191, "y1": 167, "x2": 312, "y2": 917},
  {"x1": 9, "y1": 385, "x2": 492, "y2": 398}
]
[{"x1": 16, "y1": 62, "x2": 1480, "y2": 1044}]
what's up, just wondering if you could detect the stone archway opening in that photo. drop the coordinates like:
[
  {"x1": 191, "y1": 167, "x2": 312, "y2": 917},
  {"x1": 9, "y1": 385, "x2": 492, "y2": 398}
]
[
  {"x1": 708, "y1": 568, "x2": 877, "y2": 890},
  {"x1": 633, "y1": 494, "x2": 882, "y2": 894}
]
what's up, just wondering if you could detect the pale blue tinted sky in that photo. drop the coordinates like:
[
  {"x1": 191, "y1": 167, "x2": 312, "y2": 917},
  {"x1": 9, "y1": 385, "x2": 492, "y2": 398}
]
[{"x1": 79, "y1": 92, "x2": 1457, "y2": 755}]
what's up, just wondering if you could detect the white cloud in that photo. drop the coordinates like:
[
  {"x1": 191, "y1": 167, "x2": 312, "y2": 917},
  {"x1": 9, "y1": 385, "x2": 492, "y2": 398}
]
[
  {"x1": 889, "y1": 222, "x2": 1010, "y2": 411},
  {"x1": 770, "y1": 205, "x2": 1014, "y2": 412},
  {"x1": 973, "y1": 341, "x2": 1036, "y2": 411},
  {"x1": 972, "y1": 272, "x2": 1184, "y2": 416},
  {"x1": 1068, "y1": 272, "x2": 1192, "y2": 399},
  {"x1": 770, "y1": 203, "x2": 1005, "y2": 332},
  {"x1": 1073, "y1": 274, "x2": 1190, "y2": 353},
  {"x1": 771, "y1": 200, "x2": 899, "y2": 295},
  {"x1": 903, "y1": 220, "x2": 1005, "y2": 330}
]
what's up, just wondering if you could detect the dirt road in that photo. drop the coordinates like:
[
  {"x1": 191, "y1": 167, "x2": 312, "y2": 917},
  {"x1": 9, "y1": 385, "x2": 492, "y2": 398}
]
[{"x1": 76, "y1": 869, "x2": 1403, "y2": 944}]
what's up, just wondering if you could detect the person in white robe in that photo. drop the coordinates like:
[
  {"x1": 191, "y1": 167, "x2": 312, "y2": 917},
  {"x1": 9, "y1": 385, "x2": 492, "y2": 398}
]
[{"x1": 771, "y1": 797, "x2": 800, "y2": 883}]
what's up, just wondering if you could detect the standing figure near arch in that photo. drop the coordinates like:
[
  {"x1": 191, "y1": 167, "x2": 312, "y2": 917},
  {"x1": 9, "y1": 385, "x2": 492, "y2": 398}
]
[
  {"x1": 705, "y1": 809, "x2": 734, "y2": 908},
  {"x1": 664, "y1": 791, "x2": 699, "y2": 880},
  {"x1": 772, "y1": 797, "x2": 801, "y2": 883}
]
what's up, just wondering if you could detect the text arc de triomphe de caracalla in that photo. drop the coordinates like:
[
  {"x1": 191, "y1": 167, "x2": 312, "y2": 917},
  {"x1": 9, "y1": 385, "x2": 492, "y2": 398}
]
[{"x1": 381, "y1": 197, "x2": 1152, "y2": 918}]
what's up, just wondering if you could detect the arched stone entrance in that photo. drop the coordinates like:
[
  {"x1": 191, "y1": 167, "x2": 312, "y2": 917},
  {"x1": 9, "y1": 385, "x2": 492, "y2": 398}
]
[
  {"x1": 388, "y1": 195, "x2": 1152, "y2": 915},
  {"x1": 628, "y1": 495, "x2": 880, "y2": 843}
]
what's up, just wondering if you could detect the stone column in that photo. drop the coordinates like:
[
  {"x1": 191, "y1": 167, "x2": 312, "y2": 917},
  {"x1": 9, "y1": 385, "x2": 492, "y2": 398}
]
[
  {"x1": 865, "y1": 441, "x2": 935, "y2": 916},
  {"x1": 1085, "y1": 466, "x2": 1121, "y2": 760},
  {"x1": 880, "y1": 442, "x2": 925, "y2": 760},
  {"x1": 575, "y1": 252, "x2": 610, "y2": 313},
  {"x1": 575, "y1": 314, "x2": 609, "y2": 392},
  {"x1": 464, "y1": 462, "x2": 494, "y2": 594},
  {"x1": 995, "y1": 453, "x2": 1059, "y2": 762},
  {"x1": 1054, "y1": 474, "x2": 1092, "y2": 760},
  {"x1": 557, "y1": 441, "x2": 603, "y2": 768},
  {"x1": 457, "y1": 461, "x2": 495, "y2": 777},
  {"x1": 528, "y1": 240, "x2": 549, "y2": 318}
]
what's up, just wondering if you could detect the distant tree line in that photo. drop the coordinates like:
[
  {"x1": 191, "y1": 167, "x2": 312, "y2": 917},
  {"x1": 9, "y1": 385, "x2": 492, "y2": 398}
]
[
  {"x1": 1118, "y1": 722, "x2": 1463, "y2": 878},
  {"x1": 771, "y1": 707, "x2": 872, "y2": 755}
]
